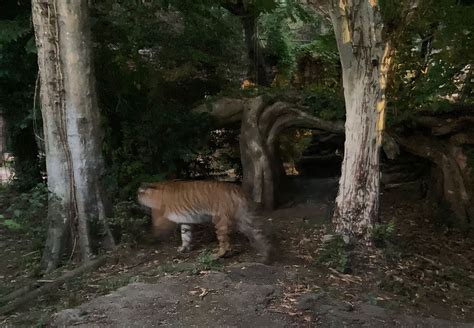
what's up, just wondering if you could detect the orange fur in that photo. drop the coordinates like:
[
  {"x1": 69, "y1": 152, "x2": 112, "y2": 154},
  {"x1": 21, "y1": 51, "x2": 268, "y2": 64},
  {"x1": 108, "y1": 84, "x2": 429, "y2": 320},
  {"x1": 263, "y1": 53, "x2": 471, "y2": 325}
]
[{"x1": 137, "y1": 180, "x2": 270, "y2": 261}]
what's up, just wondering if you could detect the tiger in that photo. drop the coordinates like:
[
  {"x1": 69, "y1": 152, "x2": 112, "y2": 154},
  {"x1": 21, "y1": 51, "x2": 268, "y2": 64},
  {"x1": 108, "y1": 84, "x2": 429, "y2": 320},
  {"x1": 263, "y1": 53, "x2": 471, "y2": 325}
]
[{"x1": 137, "y1": 180, "x2": 270, "y2": 262}]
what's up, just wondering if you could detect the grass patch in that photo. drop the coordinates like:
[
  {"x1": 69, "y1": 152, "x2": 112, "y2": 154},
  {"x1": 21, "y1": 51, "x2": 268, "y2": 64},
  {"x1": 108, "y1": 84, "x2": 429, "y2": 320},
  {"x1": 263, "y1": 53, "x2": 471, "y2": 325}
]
[
  {"x1": 372, "y1": 220, "x2": 396, "y2": 248},
  {"x1": 192, "y1": 249, "x2": 223, "y2": 274},
  {"x1": 316, "y1": 236, "x2": 352, "y2": 273}
]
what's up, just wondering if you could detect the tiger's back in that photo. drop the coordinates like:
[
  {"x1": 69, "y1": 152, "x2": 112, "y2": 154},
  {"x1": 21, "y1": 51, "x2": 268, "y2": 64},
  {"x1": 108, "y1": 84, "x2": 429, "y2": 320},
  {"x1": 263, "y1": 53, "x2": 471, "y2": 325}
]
[{"x1": 151, "y1": 180, "x2": 250, "y2": 223}]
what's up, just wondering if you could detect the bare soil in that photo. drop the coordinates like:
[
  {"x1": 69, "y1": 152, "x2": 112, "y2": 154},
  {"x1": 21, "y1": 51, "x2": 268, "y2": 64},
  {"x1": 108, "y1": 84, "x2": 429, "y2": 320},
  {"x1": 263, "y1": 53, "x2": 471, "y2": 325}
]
[{"x1": 1, "y1": 177, "x2": 473, "y2": 327}]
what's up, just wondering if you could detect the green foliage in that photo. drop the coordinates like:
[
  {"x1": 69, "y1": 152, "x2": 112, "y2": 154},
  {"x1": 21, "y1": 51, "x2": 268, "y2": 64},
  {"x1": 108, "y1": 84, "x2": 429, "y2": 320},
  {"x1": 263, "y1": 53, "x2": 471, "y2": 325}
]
[
  {"x1": 277, "y1": 129, "x2": 312, "y2": 164},
  {"x1": 2, "y1": 218, "x2": 22, "y2": 231},
  {"x1": 0, "y1": 1, "x2": 43, "y2": 189},
  {"x1": 260, "y1": 2, "x2": 339, "y2": 85},
  {"x1": 106, "y1": 201, "x2": 150, "y2": 243},
  {"x1": 0, "y1": 183, "x2": 48, "y2": 249},
  {"x1": 387, "y1": 0, "x2": 473, "y2": 118},
  {"x1": 316, "y1": 236, "x2": 352, "y2": 274},
  {"x1": 372, "y1": 220, "x2": 397, "y2": 248},
  {"x1": 207, "y1": 127, "x2": 242, "y2": 177},
  {"x1": 192, "y1": 249, "x2": 223, "y2": 273},
  {"x1": 304, "y1": 86, "x2": 345, "y2": 121},
  {"x1": 103, "y1": 107, "x2": 213, "y2": 199},
  {"x1": 92, "y1": 1, "x2": 244, "y2": 199},
  {"x1": 295, "y1": 33, "x2": 339, "y2": 65},
  {"x1": 0, "y1": 19, "x2": 30, "y2": 47},
  {"x1": 260, "y1": 7, "x2": 294, "y2": 76}
]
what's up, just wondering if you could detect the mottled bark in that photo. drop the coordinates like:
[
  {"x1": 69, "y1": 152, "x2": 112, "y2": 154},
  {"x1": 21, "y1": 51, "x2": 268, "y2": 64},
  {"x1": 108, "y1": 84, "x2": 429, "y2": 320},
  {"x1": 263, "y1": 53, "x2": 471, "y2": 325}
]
[
  {"x1": 328, "y1": 0, "x2": 391, "y2": 243},
  {"x1": 32, "y1": 0, "x2": 114, "y2": 272}
]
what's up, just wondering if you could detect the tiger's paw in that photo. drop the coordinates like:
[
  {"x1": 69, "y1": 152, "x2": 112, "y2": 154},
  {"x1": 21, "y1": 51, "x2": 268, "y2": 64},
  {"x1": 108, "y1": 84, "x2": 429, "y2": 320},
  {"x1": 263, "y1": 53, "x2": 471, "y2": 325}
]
[
  {"x1": 178, "y1": 245, "x2": 192, "y2": 253},
  {"x1": 211, "y1": 248, "x2": 233, "y2": 260}
]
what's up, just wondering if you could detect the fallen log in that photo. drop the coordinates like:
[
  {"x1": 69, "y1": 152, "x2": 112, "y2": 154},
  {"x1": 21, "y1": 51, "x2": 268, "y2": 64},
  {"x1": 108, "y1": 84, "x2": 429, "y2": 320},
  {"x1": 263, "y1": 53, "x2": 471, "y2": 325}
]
[{"x1": 0, "y1": 255, "x2": 108, "y2": 315}]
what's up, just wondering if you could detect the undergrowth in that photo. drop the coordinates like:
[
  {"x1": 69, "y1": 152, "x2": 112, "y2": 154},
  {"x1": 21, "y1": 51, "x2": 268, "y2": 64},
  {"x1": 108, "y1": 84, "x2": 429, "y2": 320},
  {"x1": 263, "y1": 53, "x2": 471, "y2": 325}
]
[
  {"x1": 0, "y1": 182, "x2": 48, "y2": 250},
  {"x1": 316, "y1": 236, "x2": 352, "y2": 273}
]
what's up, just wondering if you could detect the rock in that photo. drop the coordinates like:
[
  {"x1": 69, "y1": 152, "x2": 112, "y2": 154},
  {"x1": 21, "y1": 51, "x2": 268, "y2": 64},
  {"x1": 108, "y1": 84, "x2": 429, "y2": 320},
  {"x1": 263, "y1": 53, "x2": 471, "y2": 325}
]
[
  {"x1": 50, "y1": 264, "x2": 291, "y2": 328},
  {"x1": 339, "y1": 301, "x2": 354, "y2": 312},
  {"x1": 296, "y1": 292, "x2": 328, "y2": 311},
  {"x1": 50, "y1": 309, "x2": 84, "y2": 327}
]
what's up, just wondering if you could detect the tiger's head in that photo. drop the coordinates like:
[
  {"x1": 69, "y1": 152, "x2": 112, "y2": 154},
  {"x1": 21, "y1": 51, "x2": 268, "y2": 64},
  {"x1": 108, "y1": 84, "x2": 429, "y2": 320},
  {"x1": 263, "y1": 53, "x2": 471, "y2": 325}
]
[{"x1": 137, "y1": 182, "x2": 161, "y2": 209}]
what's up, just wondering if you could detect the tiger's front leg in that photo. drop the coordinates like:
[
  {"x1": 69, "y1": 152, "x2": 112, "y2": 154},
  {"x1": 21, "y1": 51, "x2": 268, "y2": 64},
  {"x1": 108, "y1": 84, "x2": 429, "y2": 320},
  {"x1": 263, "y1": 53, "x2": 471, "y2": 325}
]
[{"x1": 178, "y1": 224, "x2": 193, "y2": 253}]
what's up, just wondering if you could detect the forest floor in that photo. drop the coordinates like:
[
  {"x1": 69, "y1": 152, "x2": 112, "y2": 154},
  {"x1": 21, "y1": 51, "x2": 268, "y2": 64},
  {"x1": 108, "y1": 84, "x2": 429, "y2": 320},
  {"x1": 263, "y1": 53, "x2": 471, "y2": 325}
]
[{"x1": 0, "y1": 177, "x2": 473, "y2": 327}]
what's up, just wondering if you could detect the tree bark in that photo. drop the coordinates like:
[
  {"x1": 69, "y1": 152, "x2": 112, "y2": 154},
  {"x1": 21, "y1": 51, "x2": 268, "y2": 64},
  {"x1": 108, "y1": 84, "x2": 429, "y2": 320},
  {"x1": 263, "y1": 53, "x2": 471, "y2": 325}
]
[
  {"x1": 220, "y1": 0, "x2": 268, "y2": 85},
  {"x1": 56, "y1": 0, "x2": 115, "y2": 260},
  {"x1": 328, "y1": 0, "x2": 391, "y2": 243},
  {"x1": 32, "y1": 0, "x2": 114, "y2": 272},
  {"x1": 32, "y1": 0, "x2": 74, "y2": 272}
]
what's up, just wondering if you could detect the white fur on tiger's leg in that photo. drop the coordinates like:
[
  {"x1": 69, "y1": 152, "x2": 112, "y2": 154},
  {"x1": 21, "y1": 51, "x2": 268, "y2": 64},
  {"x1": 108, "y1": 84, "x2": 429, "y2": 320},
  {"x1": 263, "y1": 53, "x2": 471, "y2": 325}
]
[{"x1": 178, "y1": 224, "x2": 193, "y2": 253}]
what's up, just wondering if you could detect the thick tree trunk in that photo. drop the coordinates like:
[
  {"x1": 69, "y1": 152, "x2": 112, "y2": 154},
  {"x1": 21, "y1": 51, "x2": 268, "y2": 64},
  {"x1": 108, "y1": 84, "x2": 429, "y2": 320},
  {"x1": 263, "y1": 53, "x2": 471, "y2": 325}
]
[
  {"x1": 238, "y1": 96, "x2": 344, "y2": 210},
  {"x1": 240, "y1": 96, "x2": 274, "y2": 209},
  {"x1": 32, "y1": 0, "x2": 114, "y2": 272},
  {"x1": 32, "y1": 0, "x2": 75, "y2": 272},
  {"x1": 56, "y1": 0, "x2": 115, "y2": 260},
  {"x1": 329, "y1": 0, "x2": 391, "y2": 242}
]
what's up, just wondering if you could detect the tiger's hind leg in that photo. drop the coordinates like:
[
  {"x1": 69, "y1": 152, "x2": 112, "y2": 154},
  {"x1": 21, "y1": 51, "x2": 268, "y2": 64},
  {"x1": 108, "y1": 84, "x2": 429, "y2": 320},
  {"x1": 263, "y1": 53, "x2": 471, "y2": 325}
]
[
  {"x1": 212, "y1": 216, "x2": 232, "y2": 259},
  {"x1": 178, "y1": 224, "x2": 193, "y2": 253}
]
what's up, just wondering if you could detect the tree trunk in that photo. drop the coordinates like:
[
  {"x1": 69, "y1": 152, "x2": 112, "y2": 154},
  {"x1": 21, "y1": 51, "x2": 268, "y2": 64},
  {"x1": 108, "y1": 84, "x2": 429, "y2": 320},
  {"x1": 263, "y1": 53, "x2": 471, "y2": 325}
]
[
  {"x1": 239, "y1": 96, "x2": 344, "y2": 210},
  {"x1": 396, "y1": 135, "x2": 474, "y2": 228},
  {"x1": 32, "y1": 0, "x2": 114, "y2": 273},
  {"x1": 241, "y1": 15, "x2": 268, "y2": 86},
  {"x1": 240, "y1": 96, "x2": 274, "y2": 209},
  {"x1": 328, "y1": 0, "x2": 391, "y2": 243},
  {"x1": 220, "y1": 0, "x2": 268, "y2": 86}
]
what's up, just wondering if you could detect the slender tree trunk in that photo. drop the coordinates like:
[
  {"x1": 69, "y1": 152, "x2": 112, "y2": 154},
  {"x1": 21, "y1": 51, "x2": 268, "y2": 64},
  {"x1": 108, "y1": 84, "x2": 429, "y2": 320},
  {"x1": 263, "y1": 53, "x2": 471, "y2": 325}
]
[
  {"x1": 220, "y1": 1, "x2": 268, "y2": 85},
  {"x1": 329, "y1": 0, "x2": 391, "y2": 243},
  {"x1": 32, "y1": 0, "x2": 114, "y2": 272},
  {"x1": 241, "y1": 15, "x2": 268, "y2": 86}
]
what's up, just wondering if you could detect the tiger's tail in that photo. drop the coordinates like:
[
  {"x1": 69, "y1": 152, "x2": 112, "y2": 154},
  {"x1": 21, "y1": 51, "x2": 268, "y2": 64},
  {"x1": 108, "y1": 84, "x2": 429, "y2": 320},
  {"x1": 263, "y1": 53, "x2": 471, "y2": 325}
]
[{"x1": 236, "y1": 208, "x2": 272, "y2": 263}]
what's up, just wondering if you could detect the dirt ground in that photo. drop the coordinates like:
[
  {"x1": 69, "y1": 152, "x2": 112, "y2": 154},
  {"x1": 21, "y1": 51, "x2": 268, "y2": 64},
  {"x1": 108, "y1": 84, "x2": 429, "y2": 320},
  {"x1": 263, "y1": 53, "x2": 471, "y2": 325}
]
[{"x1": 1, "y1": 177, "x2": 474, "y2": 327}]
